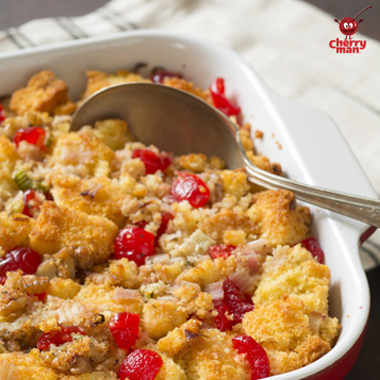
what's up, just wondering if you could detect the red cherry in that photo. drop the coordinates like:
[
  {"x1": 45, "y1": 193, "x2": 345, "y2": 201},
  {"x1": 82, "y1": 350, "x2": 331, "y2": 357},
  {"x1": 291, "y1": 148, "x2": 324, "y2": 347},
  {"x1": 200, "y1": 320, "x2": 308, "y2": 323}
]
[
  {"x1": 119, "y1": 349, "x2": 163, "y2": 380},
  {"x1": 33, "y1": 292, "x2": 46, "y2": 302},
  {"x1": 212, "y1": 279, "x2": 254, "y2": 331},
  {"x1": 44, "y1": 192, "x2": 53, "y2": 201},
  {"x1": 232, "y1": 335, "x2": 269, "y2": 380},
  {"x1": 136, "y1": 220, "x2": 148, "y2": 230},
  {"x1": 299, "y1": 237, "x2": 325, "y2": 264},
  {"x1": 114, "y1": 227, "x2": 155, "y2": 266},
  {"x1": 0, "y1": 104, "x2": 7, "y2": 123},
  {"x1": 213, "y1": 300, "x2": 233, "y2": 332},
  {"x1": 0, "y1": 246, "x2": 41, "y2": 278},
  {"x1": 209, "y1": 78, "x2": 241, "y2": 117},
  {"x1": 209, "y1": 244, "x2": 236, "y2": 259},
  {"x1": 22, "y1": 189, "x2": 43, "y2": 218},
  {"x1": 109, "y1": 312, "x2": 140, "y2": 351},
  {"x1": 131, "y1": 149, "x2": 171, "y2": 174},
  {"x1": 156, "y1": 212, "x2": 174, "y2": 237},
  {"x1": 37, "y1": 326, "x2": 85, "y2": 350},
  {"x1": 222, "y1": 279, "x2": 254, "y2": 325},
  {"x1": 171, "y1": 172, "x2": 210, "y2": 208},
  {"x1": 13, "y1": 126, "x2": 46, "y2": 149},
  {"x1": 150, "y1": 68, "x2": 182, "y2": 84}
]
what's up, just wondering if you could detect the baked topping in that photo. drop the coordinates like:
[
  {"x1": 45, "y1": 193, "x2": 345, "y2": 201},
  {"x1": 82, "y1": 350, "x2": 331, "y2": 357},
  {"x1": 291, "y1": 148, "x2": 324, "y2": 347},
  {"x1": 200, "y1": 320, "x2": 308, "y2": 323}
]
[{"x1": 0, "y1": 68, "x2": 340, "y2": 379}]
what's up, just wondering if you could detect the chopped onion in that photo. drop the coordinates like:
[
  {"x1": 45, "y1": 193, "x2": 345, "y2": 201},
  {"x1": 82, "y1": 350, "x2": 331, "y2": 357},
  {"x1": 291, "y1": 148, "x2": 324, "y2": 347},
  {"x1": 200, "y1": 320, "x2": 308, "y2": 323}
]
[
  {"x1": 167, "y1": 257, "x2": 187, "y2": 265},
  {"x1": 0, "y1": 361, "x2": 19, "y2": 380},
  {"x1": 145, "y1": 254, "x2": 170, "y2": 265},
  {"x1": 186, "y1": 255, "x2": 210, "y2": 266},
  {"x1": 0, "y1": 314, "x2": 30, "y2": 332},
  {"x1": 172, "y1": 281, "x2": 201, "y2": 294},
  {"x1": 165, "y1": 230, "x2": 182, "y2": 242},
  {"x1": 56, "y1": 301, "x2": 86, "y2": 325},
  {"x1": 162, "y1": 194, "x2": 175, "y2": 204},
  {"x1": 232, "y1": 242, "x2": 268, "y2": 274},
  {"x1": 157, "y1": 295, "x2": 178, "y2": 303},
  {"x1": 309, "y1": 311, "x2": 324, "y2": 334},
  {"x1": 229, "y1": 270, "x2": 257, "y2": 293},
  {"x1": 204, "y1": 281, "x2": 224, "y2": 300},
  {"x1": 247, "y1": 238, "x2": 269, "y2": 254},
  {"x1": 160, "y1": 202, "x2": 174, "y2": 214},
  {"x1": 114, "y1": 288, "x2": 140, "y2": 301}
]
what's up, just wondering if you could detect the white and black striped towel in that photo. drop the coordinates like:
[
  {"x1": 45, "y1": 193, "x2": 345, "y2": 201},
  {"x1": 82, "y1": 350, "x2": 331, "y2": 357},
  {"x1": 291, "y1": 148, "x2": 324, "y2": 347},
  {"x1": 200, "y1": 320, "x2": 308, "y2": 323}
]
[{"x1": 1, "y1": 0, "x2": 380, "y2": 270}]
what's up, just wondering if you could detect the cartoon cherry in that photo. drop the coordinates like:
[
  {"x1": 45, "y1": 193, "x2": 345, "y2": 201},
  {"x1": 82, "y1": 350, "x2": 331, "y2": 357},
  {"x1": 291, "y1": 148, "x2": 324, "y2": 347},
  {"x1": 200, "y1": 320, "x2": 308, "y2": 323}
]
[{"x1": 334, "y1": 5, "x2": 372, "y2": 40}]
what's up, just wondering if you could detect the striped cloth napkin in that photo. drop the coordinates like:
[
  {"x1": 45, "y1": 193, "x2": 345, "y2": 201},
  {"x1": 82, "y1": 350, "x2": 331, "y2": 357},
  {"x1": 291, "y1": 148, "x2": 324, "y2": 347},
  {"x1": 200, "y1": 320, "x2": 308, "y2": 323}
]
[{"x1": 1, "y1": 0, "x2": 379, "y2": 270}]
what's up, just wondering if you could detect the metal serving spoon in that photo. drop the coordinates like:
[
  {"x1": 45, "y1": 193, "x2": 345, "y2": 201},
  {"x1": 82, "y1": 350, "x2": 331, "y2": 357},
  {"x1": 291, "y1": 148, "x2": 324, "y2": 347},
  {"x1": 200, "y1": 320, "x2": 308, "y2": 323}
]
[{"x1": 71, "y1": 82, "x2": 380, "y2": 228}]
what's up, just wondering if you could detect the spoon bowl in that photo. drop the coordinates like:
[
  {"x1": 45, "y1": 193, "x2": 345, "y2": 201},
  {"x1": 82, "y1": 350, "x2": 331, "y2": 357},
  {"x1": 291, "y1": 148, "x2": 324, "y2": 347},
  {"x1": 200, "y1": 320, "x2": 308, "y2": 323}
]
[
  {"x1": 72, "y1": 83, "x2": 244, "y2": 169},
  {"x1": 72, "y1": 82, "x2": 380, "y2": 229}
]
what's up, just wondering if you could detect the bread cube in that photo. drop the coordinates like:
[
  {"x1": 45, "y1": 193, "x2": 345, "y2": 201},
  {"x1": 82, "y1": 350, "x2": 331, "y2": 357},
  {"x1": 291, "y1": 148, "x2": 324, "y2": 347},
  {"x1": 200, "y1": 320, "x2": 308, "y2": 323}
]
[
  {"x1": 254, "y1": 245, "x2": 330, "y2": 314},
  {"x1": 199, "y1": 208, "x2": 257, "y2": 244},
  {"x1": 181, "y1": 328, "x2": 251, "y2": 380},
  {"x1": 142, "y1": 298, "x2": 188, "y2": 339},
  {"x1": 248, "y1": 189, "x2": 311, "y2": 247},
  {"x1": 47, "y1": 278, "x2": 81, "y2": 299},
  {"x1": 243, "y1": 297, "x2": 332, "y2": 375},
  {"x1": 220, "y1": 169, "x2": 250, "y2": 200},
  {"x1": 49, "y1": 131, "x2": 115, "y2": 177},
  {"x1": 82, "y1": 70, "x2": 149, "y2": 99},
  {"x1": 29, "y1": 202, "x2": 118, "y2": 264},
  {"x1": 9, "y1": 70, "x2": 76, "y2": 116},
  {"x1": 92, "y1": 119, "x2": 135, "y2": 151},
  {"x1": 0, "y1": 350, "x2": 58, "y2": 380},
  {"x1": 0, "y1": 212, "x2": 34, "y2": 252},
  {"x1": 51, "y1": 175, "x2": 126, "y2": 227}
]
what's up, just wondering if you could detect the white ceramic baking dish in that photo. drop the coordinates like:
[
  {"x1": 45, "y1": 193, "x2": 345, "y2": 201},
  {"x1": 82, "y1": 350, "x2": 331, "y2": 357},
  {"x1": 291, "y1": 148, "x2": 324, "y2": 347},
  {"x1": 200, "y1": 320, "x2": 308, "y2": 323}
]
[{"x1": 0, "y1": 30, "x2": 376, "y2": 380}]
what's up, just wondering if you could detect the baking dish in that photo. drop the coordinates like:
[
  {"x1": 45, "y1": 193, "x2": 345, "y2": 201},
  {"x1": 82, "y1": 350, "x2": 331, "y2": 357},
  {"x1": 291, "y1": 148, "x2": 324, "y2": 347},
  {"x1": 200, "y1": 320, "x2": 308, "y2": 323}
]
[{"x1": 0, "y1": 30, "x2": 376, "y2": 380}]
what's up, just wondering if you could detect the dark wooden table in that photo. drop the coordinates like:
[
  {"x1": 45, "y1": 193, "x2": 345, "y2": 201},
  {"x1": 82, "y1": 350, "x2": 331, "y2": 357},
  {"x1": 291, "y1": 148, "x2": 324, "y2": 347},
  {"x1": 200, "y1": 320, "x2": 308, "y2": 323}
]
[{"x1": 0, "y1": 1, "x2": 379, "y2": 379}]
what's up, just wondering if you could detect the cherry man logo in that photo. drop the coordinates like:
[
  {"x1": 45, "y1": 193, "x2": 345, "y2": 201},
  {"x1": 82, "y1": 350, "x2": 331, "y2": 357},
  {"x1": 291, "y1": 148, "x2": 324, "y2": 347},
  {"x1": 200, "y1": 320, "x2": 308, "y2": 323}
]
[{"x1": 329, "y1": 5, "x2": 372, "y2": 54}]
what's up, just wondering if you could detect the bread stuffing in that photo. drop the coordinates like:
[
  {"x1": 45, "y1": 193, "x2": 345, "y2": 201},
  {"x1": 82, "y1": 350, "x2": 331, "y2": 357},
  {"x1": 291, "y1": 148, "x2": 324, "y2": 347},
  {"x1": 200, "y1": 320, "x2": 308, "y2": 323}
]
[{"x1": 0, "y1": 68, "x2": 340, "y2": 379}]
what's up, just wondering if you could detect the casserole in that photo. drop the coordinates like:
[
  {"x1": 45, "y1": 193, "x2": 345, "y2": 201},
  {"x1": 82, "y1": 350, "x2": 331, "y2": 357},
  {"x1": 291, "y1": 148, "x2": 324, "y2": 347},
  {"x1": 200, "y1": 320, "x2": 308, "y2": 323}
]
[{"x1": 0, "y1": 30, "x2": 376, "y2": 379}]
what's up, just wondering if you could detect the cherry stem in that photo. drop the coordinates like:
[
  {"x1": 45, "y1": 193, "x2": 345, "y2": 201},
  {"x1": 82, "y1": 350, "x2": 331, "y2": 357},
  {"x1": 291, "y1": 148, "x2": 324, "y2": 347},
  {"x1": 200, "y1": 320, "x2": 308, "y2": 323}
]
[{"x1": 354, "y1": 5, "x2": 372, "y2": 20}]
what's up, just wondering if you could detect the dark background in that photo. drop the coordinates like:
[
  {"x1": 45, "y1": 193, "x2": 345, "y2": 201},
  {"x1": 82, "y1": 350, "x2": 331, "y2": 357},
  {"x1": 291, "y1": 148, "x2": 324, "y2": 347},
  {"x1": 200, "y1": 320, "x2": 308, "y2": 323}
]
[{"x1": 0, "y1": 0, "x2": 379, "y2": 379}]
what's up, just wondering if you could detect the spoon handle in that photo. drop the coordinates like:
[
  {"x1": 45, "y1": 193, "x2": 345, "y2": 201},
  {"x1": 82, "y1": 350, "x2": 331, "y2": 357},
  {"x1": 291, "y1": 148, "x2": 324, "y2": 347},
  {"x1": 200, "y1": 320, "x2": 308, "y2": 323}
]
[{"x1": 245, "y1": 163, "x2": 380, "y2": 228}]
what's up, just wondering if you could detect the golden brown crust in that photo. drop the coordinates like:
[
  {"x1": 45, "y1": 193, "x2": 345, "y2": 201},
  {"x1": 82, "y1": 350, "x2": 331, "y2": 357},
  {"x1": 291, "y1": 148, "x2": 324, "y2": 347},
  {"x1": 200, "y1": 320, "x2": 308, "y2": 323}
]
[
  {"x1": 0, "y1": 69, "x2": 339, "y2": 379},
  {"x1": 163, "y1": 77, "x2": 212, "y2": 104},
  {"x1": 29, "y1": 202, "x2": 118, "y2": 264},
  {"x1": 247, "y1": 151, "x2": 282, "y2": 176},
  {"x1": 248, "y1": 189, "x2": 311, "y2": 247},
  {"x1": 199, "y1": 208, "x2": 258, "y2": 244},
  {"x1": 179, "y1": 153, "x2": 208, "y2": 173},
  {"x1": 176, "y1": 256, "x2": 237, "y2": 287},
  {"x1": 0, "y1": 212, "x2": 34, "y2": 253},
  {"x1": 243, "y1": 297, "x2": 331, "y2": 375},
  {"x1": 81, "y1": 70, "x2": 150, "y2": 99},
  {"x1": 48, "y1": 131, "x2": 115, "y2": 178},
  {"x1": 142, "y1": 298, "x2": 189, "y2": 340},
  {"x1": 180, "y1": 328, "x2": 251, "y2": 380},
  {"x1": 254, "y1": 245, "x2": 330, "y2": 314},
  {"x1": 157, "y1": 318, "x2": 202, "y2": 356},
  {"x1": 9, "y1": 71, "x2": 76, "y2": 116},
  {"x1": 0, "y1": 350, "x2": 59, "y2": 380},
  {"x1": 51, "y1": 175, "x2": 127, "y2": 228},
  {"x1": 75, "y1": 283, "x2": 142, "y2": 315},
  {"x1": 242, "y1": 245, "x2": 341, "y2": 375},
  {"x1": 219, "y1": 169, "x2": 250, "y2": 200},
  {"x1": 47, "y1": 278, "x2": 82, "y2": 299}
]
